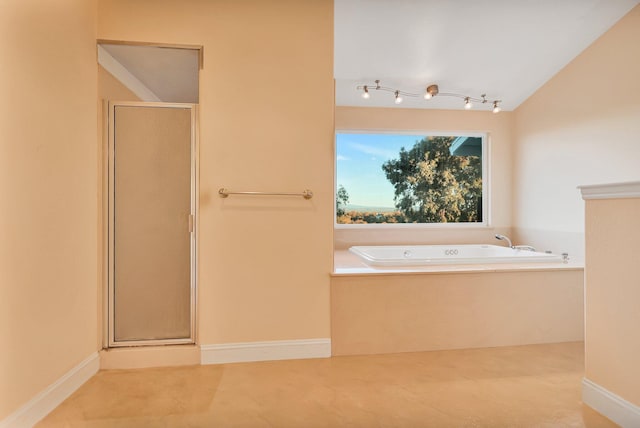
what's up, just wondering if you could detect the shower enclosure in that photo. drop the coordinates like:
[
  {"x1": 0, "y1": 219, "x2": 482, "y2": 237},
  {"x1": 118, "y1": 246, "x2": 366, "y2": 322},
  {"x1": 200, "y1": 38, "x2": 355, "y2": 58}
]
[{"x1": 106, "y1": 101, "x2": 197, "y2": 347}]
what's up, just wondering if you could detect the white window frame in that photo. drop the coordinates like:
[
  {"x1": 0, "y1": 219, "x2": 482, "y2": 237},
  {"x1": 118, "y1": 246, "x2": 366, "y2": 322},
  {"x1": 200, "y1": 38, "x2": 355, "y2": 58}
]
[{"x1": 334, "y1": 130, "x2": 491, "y2": 229}]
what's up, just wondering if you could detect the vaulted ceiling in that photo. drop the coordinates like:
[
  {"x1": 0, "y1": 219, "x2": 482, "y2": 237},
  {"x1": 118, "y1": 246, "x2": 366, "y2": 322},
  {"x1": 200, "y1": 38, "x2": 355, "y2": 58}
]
[{"x1": 334, "y1": 0, "x2": 639, "y2": 111}]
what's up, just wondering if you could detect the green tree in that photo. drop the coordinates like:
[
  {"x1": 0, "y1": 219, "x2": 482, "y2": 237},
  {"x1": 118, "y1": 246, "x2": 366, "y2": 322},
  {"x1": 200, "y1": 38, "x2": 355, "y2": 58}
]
[
  {"x1": 381, "y1": 136, "x2": 482, "y2": 223},
  {"x1": 336, "y1": 184, "x2": 350, "y2": 216}
]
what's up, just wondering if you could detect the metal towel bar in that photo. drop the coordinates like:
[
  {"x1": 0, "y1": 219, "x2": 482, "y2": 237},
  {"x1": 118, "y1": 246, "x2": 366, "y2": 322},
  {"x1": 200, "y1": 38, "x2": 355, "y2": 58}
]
[{"x1": 218, "y1": 188, "x2": 313, "y2": 199}]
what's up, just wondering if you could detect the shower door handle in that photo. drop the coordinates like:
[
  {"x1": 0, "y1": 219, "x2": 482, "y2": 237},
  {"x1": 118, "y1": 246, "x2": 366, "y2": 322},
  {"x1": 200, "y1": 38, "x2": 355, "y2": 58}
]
[{"x1": 188, "y1": 214, "x2": 194, "y2": 233}]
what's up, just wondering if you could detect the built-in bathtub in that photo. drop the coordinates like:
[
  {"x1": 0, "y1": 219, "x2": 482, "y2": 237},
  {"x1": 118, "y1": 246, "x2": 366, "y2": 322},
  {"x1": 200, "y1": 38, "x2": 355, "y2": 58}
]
[
  {"x1": 331, "y1": 244, "x2": 584, "y2": 356},
  {"x1": 349, "y1": 244, "x2": 563, "y2": 266}
]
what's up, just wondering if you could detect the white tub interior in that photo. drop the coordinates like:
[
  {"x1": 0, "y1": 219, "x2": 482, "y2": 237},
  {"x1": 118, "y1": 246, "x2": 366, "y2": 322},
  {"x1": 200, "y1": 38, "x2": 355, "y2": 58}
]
[{"x1": 349, "y1": 244, "x2": 563, "y2": 266}]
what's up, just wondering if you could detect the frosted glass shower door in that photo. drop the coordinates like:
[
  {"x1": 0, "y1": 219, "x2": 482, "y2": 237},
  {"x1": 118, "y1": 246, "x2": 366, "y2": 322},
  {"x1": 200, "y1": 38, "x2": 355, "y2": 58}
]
[{"x1": 108, "y1": 102, "x2": 196, "y2": 346}]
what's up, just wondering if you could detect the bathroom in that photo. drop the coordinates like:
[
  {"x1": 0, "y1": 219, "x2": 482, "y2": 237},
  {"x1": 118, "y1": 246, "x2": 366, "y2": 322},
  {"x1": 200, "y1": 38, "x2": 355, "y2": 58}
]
[{"x1": 1, "y1": 0, "x2": 640, "y2": 426}]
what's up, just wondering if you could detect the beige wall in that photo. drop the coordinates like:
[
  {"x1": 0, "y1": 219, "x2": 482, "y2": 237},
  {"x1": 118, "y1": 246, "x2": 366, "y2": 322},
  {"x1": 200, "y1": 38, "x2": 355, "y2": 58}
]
[
  {"x1": 0, "y1": 0, "x2": 98, "y2": 420},
  {"x1": 98, "y1": 0, "x2": 335, "y2": 344},
  {"x1": 584, "y1": 197, "x2": 640, "y2": 407},
  {"x1": 513, "y1": 5, "x2": 640, "y2": 260},
  {"x1": 334, "y1": 107, "x2": 514, "y2": 248}
]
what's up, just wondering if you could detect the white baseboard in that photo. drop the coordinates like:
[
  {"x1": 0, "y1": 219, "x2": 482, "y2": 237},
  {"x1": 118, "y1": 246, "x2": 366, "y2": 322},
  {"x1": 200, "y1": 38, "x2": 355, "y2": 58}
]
[
  {"x1": 0, "y1": 352, "x2": 99, "y2": 428},
  {"x1": 201, "y1": 338, "x2": 331, "y2": 365},
  {"x1": 582, "y1": 377, "x2": 640, "y2": 427}
]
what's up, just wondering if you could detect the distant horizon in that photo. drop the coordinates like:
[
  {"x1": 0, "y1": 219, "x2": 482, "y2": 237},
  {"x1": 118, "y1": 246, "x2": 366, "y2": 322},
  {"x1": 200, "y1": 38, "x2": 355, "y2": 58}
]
[{"x1": 344, "y1": 203, "x2": 397, "y2": 213}]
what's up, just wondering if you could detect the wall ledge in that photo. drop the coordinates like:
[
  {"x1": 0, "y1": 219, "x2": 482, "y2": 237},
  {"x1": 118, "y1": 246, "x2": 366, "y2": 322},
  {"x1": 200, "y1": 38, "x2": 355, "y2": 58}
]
[
  {"x1": 578, "y1": 181, "x2": 640, "y2": 200},
  {"x1": 0, "y1": 352, "x2": 99, "y2": 428},
  {"x1": 582, "y1": 377, "x2": 640, "y2": 427},
  {"x1": 201, "y1": 338, "x2": 331, "y2": 365}
]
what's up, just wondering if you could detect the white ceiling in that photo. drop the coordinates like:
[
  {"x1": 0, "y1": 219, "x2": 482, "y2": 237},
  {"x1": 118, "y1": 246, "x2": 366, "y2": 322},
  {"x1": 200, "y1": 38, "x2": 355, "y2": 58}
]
[{"x1": 335, "y1": 0, "x2": 639, "y2": 111}]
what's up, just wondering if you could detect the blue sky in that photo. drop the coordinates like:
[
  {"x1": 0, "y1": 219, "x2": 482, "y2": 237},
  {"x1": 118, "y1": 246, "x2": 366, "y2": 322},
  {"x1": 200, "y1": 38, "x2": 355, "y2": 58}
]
[{"x1": 336, "y1": 133, "x2": 425, "y2": 208}]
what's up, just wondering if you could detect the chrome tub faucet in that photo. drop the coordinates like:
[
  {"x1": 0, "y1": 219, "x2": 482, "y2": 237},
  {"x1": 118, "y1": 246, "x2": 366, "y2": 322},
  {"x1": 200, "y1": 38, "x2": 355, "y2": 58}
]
[
  {"x1": 495, "y1": 234, "x2": 536, "y2": 252},
  {"x1": 495, "y1": 234, "x2": 513, "y2": 248}
]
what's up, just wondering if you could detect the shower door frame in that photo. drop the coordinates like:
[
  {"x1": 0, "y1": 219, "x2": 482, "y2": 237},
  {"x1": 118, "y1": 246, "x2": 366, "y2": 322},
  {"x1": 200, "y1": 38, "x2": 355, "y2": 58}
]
[{"x1": 104, "y1": 101, "x2": 199, "y2": 348}]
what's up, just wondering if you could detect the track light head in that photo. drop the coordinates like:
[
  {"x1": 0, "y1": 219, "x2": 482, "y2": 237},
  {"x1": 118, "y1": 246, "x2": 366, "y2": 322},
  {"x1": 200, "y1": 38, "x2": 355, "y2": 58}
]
[
  {"x1": 424, "y1": 84, "x2": 439, "y2": 99},
  {"x1": 492, "y1": 101, "x2": 501, "y2": 113},
  {"x1": 394, "y1": 90, "x2": 403, "y2": 104},
  {"x1": 464, "y1": 97, "x2": 472, "y2": 110},
  {"x1": 362, "y1": 85, "x2": 370, "y2": 99}
]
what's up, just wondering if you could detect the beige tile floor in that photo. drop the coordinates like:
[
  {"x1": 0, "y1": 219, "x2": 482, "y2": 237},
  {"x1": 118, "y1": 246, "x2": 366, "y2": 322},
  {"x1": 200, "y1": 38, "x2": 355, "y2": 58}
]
[{"x1": 38, "y1": 342, "x2": 616, "y2": 427}]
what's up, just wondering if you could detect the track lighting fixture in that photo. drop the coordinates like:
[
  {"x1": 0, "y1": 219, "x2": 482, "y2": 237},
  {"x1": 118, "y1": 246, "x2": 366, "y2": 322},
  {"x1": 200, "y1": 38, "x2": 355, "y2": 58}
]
[
  {"x1": 424, "y1": 84, "x2": 439, "y2": 99},
  {"x1": 355, "y1": 80, "x2": 502, "y2": 112}
]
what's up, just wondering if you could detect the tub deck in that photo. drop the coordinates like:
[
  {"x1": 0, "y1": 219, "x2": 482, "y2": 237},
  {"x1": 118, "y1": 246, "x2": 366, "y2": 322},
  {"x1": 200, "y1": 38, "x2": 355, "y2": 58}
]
[{"x1": 334, "y1": 249, "x2": 583, "y2": 276}]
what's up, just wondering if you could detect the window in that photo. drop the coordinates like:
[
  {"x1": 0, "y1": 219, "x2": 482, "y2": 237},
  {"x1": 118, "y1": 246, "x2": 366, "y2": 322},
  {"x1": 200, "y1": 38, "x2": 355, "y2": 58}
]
[{"x1": 335, "y1": 132, "x2": 487, "y2": 226}]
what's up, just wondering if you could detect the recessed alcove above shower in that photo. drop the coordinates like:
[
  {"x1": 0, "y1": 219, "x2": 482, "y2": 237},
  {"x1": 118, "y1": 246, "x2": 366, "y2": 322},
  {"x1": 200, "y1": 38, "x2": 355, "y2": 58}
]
[{"x1": 97, "y1": 41, "x2": 201, "y2": 103}]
